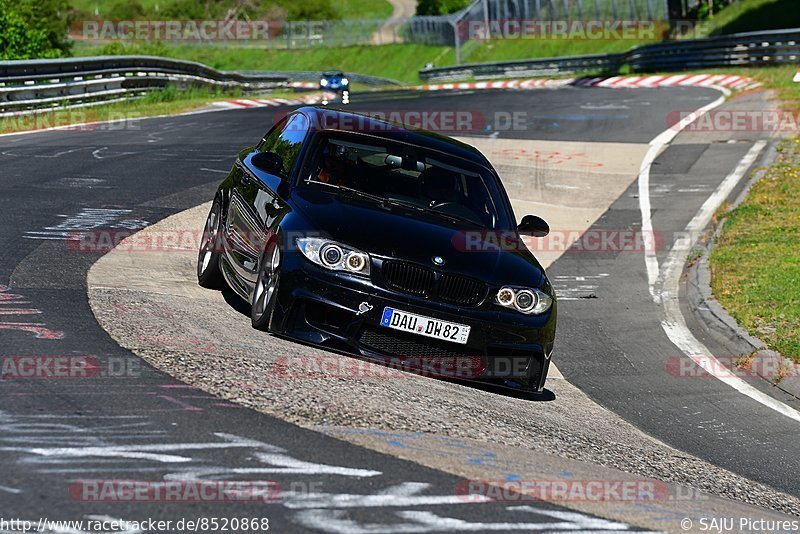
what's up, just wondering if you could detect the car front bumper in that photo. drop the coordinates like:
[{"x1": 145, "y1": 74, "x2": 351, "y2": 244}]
[{"x1": 268, "y1": 253, "x2": 557, "y2": 392}]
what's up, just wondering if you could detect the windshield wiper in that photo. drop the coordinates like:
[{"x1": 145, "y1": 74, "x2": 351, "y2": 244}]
[
  {"x1": 391, "y1": 199, "x2": 484, "y2": 228},
  {"x1": 314, "y1": 181, "x2": 385, "y2": 204},
  {"x1": 314, "y1": 181, "x2": 486, "y2": 228},
  {"x1": 420, "y1": 209, "x2": 483, "y2": 228},
  {"x1": 382, "y1": 195, "x2": 484, "y2": 228}
]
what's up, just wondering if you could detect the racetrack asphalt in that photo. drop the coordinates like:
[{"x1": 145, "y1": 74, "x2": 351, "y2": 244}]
[{"x1": 0, "y1": 86, "x2": 797, "y2": 531}]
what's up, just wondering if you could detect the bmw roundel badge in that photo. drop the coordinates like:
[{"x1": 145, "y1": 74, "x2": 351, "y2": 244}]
[{"x1": 432, "y1": 256, "x2": 445, "y2": 266}]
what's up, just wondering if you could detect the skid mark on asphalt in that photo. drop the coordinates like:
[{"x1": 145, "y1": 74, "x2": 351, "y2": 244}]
[
  {"x1": 0, "y1": 411, "x2": 644, "y2": 533},
  {"x1": 23, "y1": 208, "x2": 148, "y2": 242},
  {"x1": 319, "y1": 428, "x2": 744, "y2": 529},
  {"x1": 0, "y1": 285, "x2": 64, "y2": 339},
  {"x1": 552, "y1": 274, "x2": 610, "y2": 301}
]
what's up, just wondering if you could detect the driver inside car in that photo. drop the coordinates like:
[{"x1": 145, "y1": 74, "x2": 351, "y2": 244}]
[
  {"x1": 318, "y1": 145, "x2": 356, "y2": 187},
  {"x1": 420, "y1": 167, "x2": 458, "y2": 207}
]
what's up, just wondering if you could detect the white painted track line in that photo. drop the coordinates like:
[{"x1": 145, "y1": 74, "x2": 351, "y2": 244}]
[
  {"x1": 638, "y1": 90, "x2": 729, "y2": 301},
  {"x1": 637, "y1": 90, "x2": 800, "y2": 422},
  {"x1": 658, "y1": 141, "x2": 800, "y2": 423}
]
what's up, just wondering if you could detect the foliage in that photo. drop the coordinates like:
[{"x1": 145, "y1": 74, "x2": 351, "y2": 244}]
[
  {"x1": 0, "y1": 0, "x2": 72, "y2": 59},
  {"x1": 415, "y1": 0, "x2": 472, "y2": 16},
  {"x1": 67, "y1": 0, "x2": 389, "y2": 21}
]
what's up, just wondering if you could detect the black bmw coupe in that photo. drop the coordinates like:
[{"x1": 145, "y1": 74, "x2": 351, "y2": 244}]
[{"x1": 198, "y1": 107, "x2": 557, "y2": 392}]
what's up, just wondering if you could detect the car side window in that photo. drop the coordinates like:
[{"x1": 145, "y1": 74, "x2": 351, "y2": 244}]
[
  {"x1": 261, "y1": 114, "x2": 309, "y2": 175},
  {"x1": 259, "y1": 117, "x2": 287, "y2": 152}
]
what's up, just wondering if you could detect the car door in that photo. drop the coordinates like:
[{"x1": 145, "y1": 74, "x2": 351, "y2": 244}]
[{"x1": 227, "y1": 113, "x2": 310, "y2": 290}]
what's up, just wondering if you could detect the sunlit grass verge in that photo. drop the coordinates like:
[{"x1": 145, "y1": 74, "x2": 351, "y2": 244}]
[
  {"x1": 0, "y1": 86, "x2": 291, "y2": 135},
  {"x1": 710, "y1": 136, "x2": 800, "y2": 363},
  {"x1": 72, "y1": 39, "x2": 645, "y2": 84}
]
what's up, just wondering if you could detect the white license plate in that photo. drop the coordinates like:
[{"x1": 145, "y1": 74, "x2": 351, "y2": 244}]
[{"x1": 380, "y1": 308, "x2": 471, "y2": 345}]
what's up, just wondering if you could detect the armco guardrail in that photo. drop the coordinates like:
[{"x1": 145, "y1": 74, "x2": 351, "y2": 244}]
[
  {"x1": 229, "y1": 70, "x2": 402, "y2": 87},
  {"x1": 628, "y1": 28, "x2": 800, "y2": 71},
  {"x1": 0, "y1": 56, "x2": 399, "y2": 116},
  {"x1": 418, "y1": 53, "x2": 626, "y2": 81},
  {"x1": 0, "y1": 56, "x2": 288, "y2": 115},
  {"x1": 420, "y1": 28, "x2": 800, "y2": 82}
]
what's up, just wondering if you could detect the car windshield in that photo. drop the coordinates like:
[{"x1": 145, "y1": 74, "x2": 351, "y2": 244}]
[{"x1": 303, "y1": 133, "x2": 510, "y2": 229}]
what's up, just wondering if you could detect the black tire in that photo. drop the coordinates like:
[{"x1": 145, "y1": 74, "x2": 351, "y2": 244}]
[
  {"x1": 251, "y1": 240, "x2": 281, "y2": 331},
  {"x1": 197, "y1": 199, "x2": 225, "y2": 289}
]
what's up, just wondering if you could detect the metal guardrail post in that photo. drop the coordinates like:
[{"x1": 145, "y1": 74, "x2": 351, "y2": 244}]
[{"x1": 452, "y1": 21, "x2": 461, "y2": 65}]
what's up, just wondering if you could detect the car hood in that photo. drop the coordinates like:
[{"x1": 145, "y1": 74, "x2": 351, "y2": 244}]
[{"x1": 291, "y1": 188, "x2": 545, "y2": 287}]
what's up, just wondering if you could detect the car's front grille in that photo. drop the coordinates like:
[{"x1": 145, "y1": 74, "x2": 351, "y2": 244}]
[
  {"x1": 382, "y1": 261, "x2": 435, "y2": 296},
  {"x1": 359, "y1": 328, "x2": 483, "y2": 359},
  {"x1": 439, "y1": 274, "x2": 486, "y2": 306},
  {"x1": 359, "y1": 328, "x2": 485, "y2": 378},
  {"x1": 380, "y1": 260, "x2": 487, "y2": 306}
]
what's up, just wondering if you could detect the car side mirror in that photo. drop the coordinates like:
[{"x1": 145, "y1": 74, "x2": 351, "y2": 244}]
[
  {"x1": 518, "y1": 215, "x2": 549, "y2": 237},
  {"x1": 251, "y1": 151, "x2": 286, "y2": 177}
]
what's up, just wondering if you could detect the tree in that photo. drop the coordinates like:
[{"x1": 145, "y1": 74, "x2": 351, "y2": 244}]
[
  {"x1": 416, "y1": 0, "x2": 472, "y2": 16},
  {"x1": 0, "y1": 3, "x2": 54, "y2": 59},
  {"x1": 0, "y1": 0, "x2": 71, "y2": 59}
]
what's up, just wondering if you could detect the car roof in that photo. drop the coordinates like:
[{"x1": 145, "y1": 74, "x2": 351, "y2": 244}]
[
  {"x1": 294, "y1": 106, "x2": 489, "y2": 167},
  {"x1": 322, "y1": 70, "x2": 344, "y2": 76}
]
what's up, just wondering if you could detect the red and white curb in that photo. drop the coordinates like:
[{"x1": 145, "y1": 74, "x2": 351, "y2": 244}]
[
  {"x1": 413, "y1": 79, "x2": 573, "y2": 91},
  {"x1": 577, "y1": 73, "x2": 762, "y2": 90},
  {"x1": 212, "y1": 94, "x2": 322, "y2": 110},
  {"x1": 414, "y1": 74, "x2": 761, "y2": 92},
  {"x1": 289, "y1": 81, "x2": 320, "y2": 89},
  {"x1": 211, "y1": 74, "x2": 762, "y2": 110}
]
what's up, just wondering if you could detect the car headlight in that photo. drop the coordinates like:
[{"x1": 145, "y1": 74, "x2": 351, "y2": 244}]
[
  {"x1": 495, "y1": 286, "x2": 553, "y2": 315},
  {"x1": 297, "y1": 238, "x2": 370, "y2": 276},
  {"x1": 341, "y1": 78, "x2": 349, "y2": 86},
  {"x1": 320, "y1": 79, "x2": 329, "y2": 86}
]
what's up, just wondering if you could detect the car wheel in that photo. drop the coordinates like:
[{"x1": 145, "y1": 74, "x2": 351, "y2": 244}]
[
  {"x1": 197, "y1": 199, "x2": 224, "y2": 289},
  {"x1": 251, "y1": 241, "x2": 281, "y2": 331}
]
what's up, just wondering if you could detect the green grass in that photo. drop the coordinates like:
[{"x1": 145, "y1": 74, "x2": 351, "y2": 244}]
[
  {"x1": 68, "y1": 0, "x2": 394, "y2": 20},
  {"x1": 464, "y1": 39, "x2": 645, "y2": 63},
  {"x1": 73, "y1": 37, "x2": 647, "y2": 84},
  {"x1": 710, "y1": 137, "x2": 800, "y2": 363},
  {"x1": 74, "y1": 41, "x2": 457, "y2": 83},
  {"x1": 688, "y1": 0, "x2": 800, "y2": 38},
  {"x1": 329, "y1": 0, "x2": 393, "y2": 20},
  {"x1": 646, "y1": 63, "x2": 800, "y2": 365},
  {"x1": 722, "y1": 65, "x2": 800, "y2": 111},
  {"x1": 67, "y1": 0, "x2": 800, "y2": 84}
]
